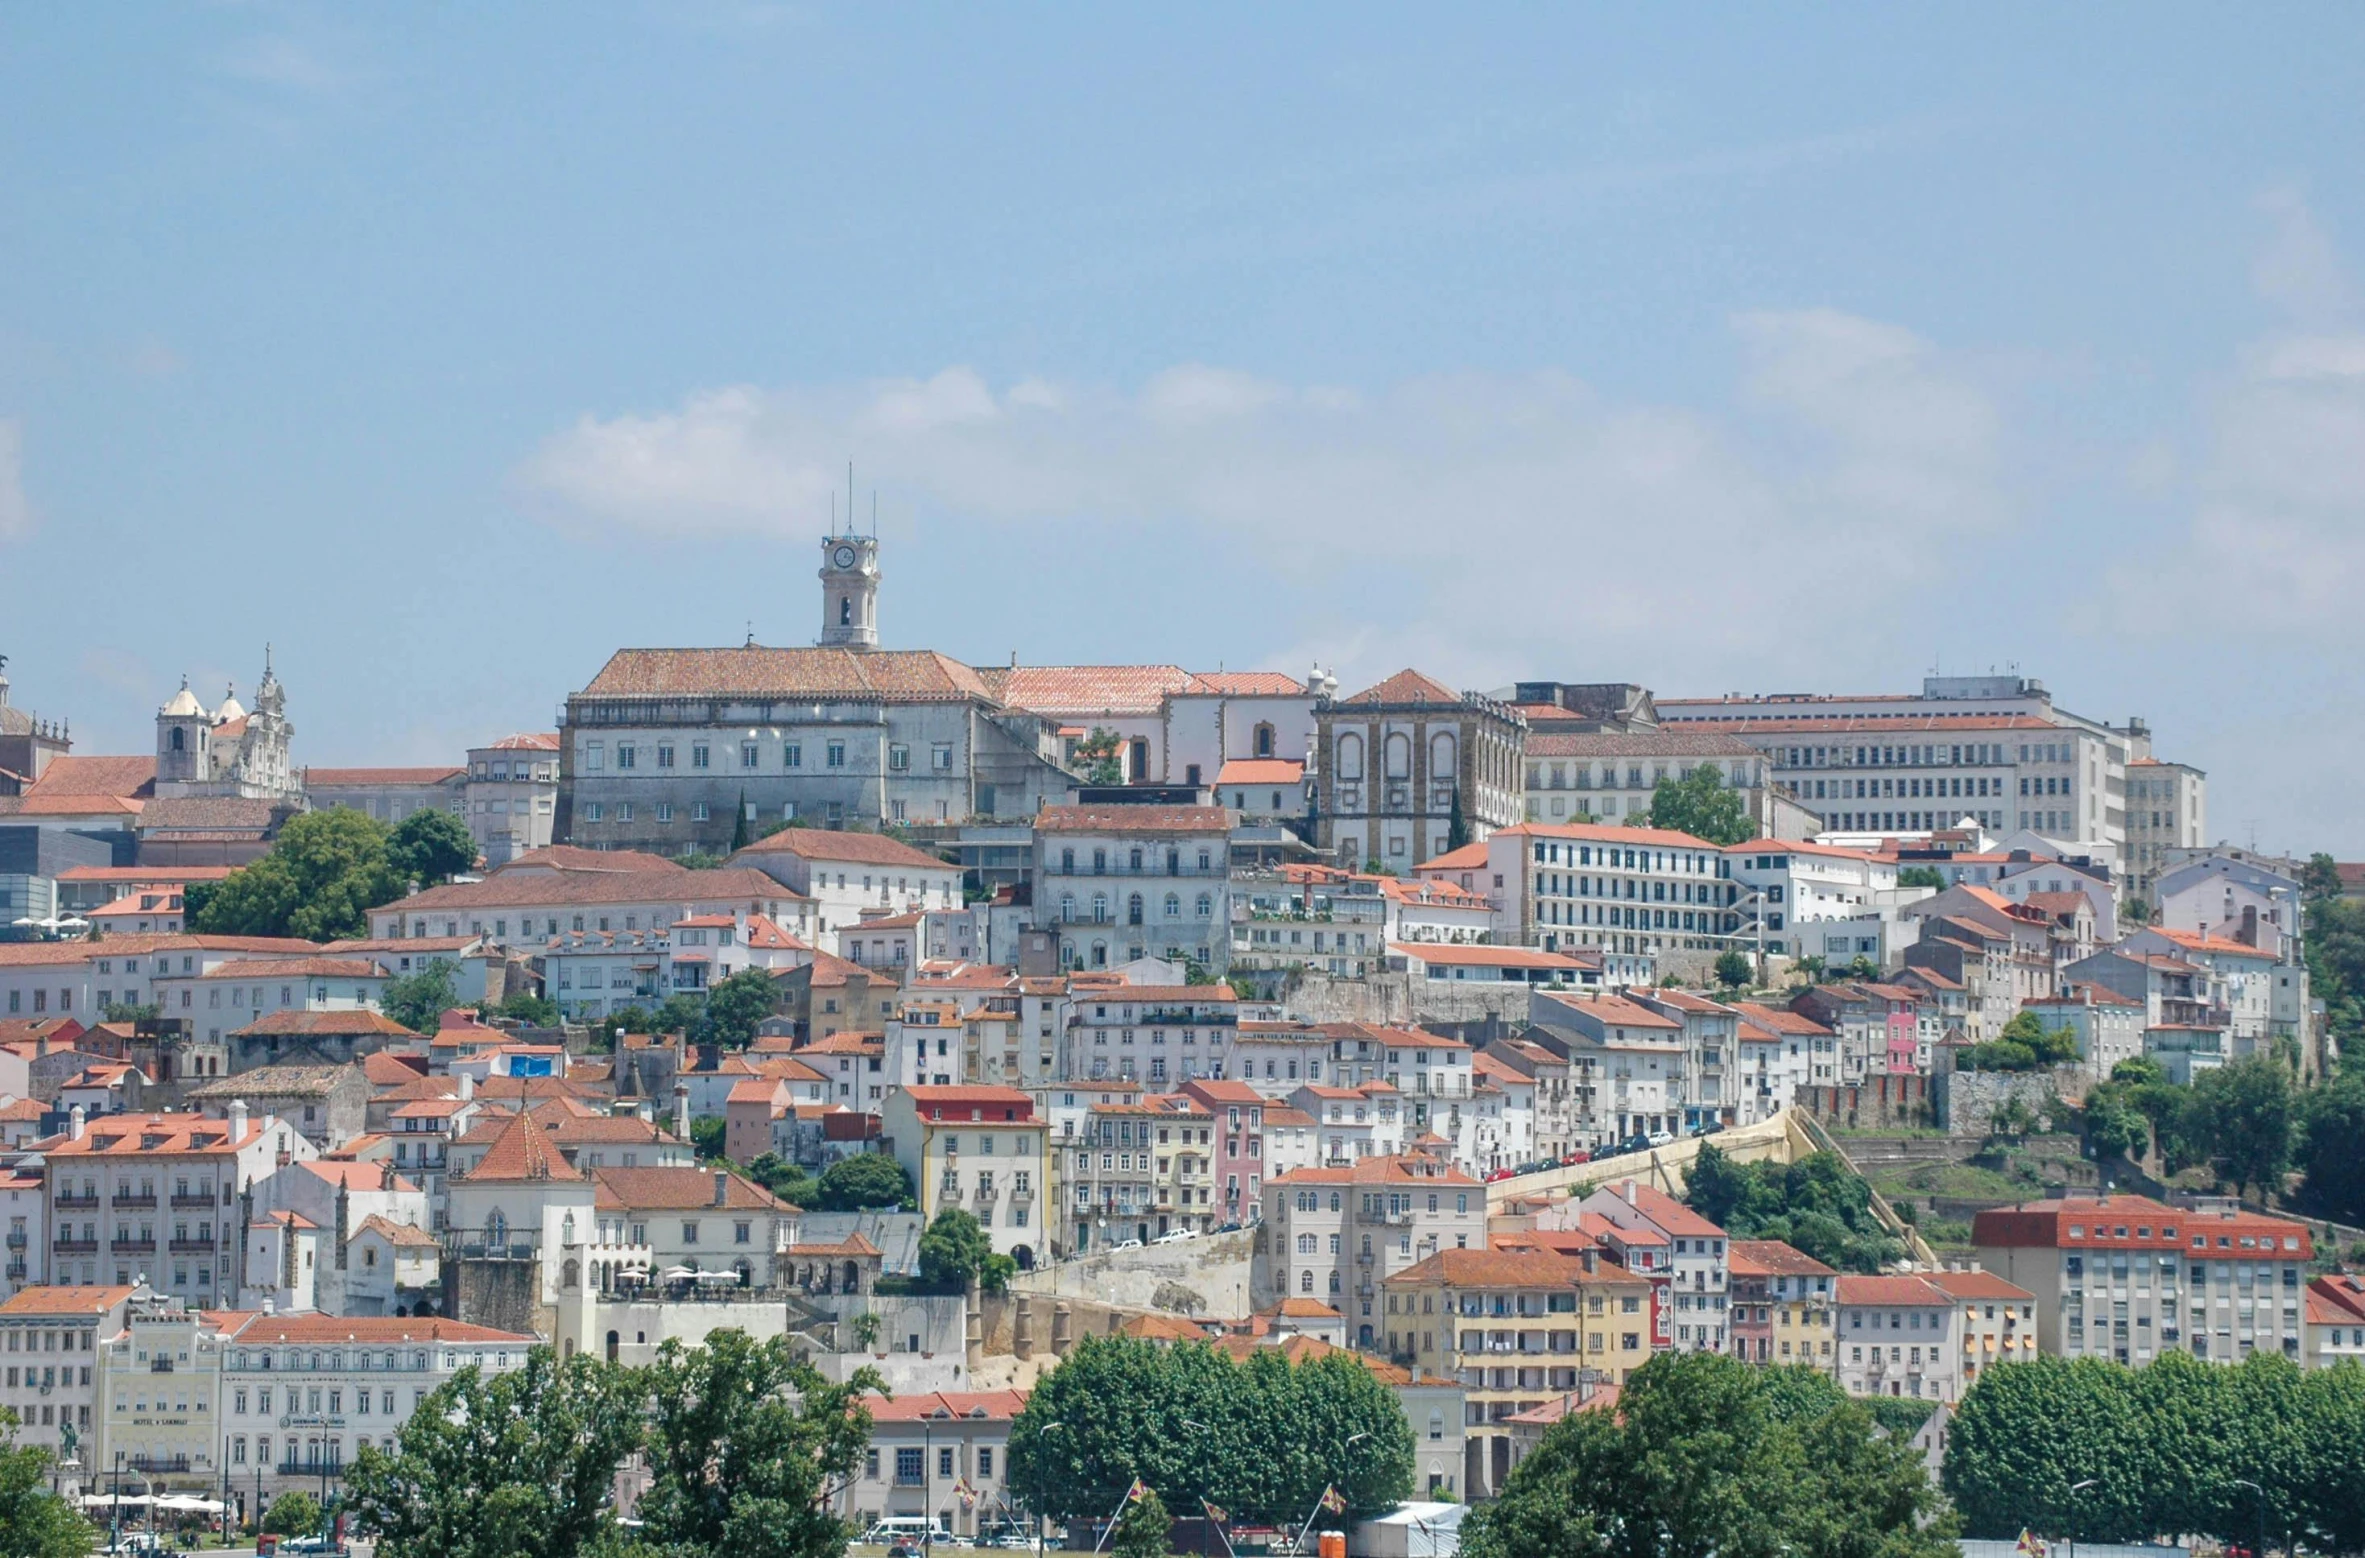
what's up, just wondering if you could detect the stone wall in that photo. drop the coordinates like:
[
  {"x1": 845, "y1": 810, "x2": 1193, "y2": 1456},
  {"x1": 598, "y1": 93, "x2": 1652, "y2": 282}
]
[
  {"x1": 1283, "y1": 971, "x2": 1540, "y2": 1028},
  {"x1": 1003, "y1": 1228, "x2": 1254, "y2": 1318},
  {"x1": 1799, "y1": 1074, "x2": 1934, "y2": 1133},
  {"x1": 1935, "y1": 1067, "x2": 2083, "y2": 1136},
  {"x1": 442, "y1": 1256, "x2": 551, "y2": 1339}
]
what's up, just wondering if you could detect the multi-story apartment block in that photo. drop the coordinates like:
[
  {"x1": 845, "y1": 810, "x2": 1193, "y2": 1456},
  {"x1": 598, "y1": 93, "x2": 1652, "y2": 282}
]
[
  {"x1": 1526, "y1": 992, "x2": 1683, "y2": 1147},
  {"x1": 0, "y1": 1168, "x2": 48, "y2": 1302},
  {"x1": 1258, "y1": 1150, "x2": 1486, "y2": 1349},
  {"x1": 1628, "y1": 988, "x2": 1741, "y2": 1133},
  {"x1": 1833, "y1": 1276, "x2": 1961, "y2": 1403},
  {"x1": 1721, "y1": 841, "x2": 1905, "y2": 959},
  {"x1": 1228, "y1": 865, "x2": 1387, "y2": 978},
  {"x1": 1290, "y1": 1084, "x2": 1405, "y2": 1166},
  {"x1": 882, "y1": 1087, "x2": 1049, "y2": 1265},
  {"x1": 0, "y1": 1284, "x2": 129, "y2": 1483},
  {"x1": 1381, "y1": 1246, "x2": 1652, "y2": 1498},
  {"x1": 2061, "y1": 948, "x2": 2230, "y2": 1083},
  {"x1": 1319, "y1": 1023, "x2": 1472, "y2": 1139},
  {"x1": 1927, "y1": 1268, "x2": 2037, "y2": 1393},
  {"x1": 1726, "y1": 1240, "x2": 1834, "y2": 1366},
  {"x1": 1973, "y1": 1195, "x2": 2313, "y2": 1366},
  {"x1": 45, "y1": 1105, "x2": 315, "y2": 1299},
  {"x1": 1058, "y1": 973, "x2": 1236, "y2": 1088},
  {"x1": 1659, "y1": 674, "x2": 2203, "y2": 856},
  {"x1": 1728, "y1": 1002, "x2": 1830, "y2": 1113},
  {"x1": 1575, "y1": 1181, "x2": 1728, "y2": 1352},
  {"x1": 1064, "y1": 1095, "x2": 1216, "y2": 1249},
  {"x1": 217, "y1": 1313, "x2": 536, "y2": 1511},
  {"x1": 1230, "y1": 1020, "x2": 1339, "y2": 1093},
  {"x1": 1517, "y1": 727, "x2": 1775, "y2": 829},
  {"x1": 369, "y1": 860, "x2": 812, "y2": 950},
  {"x1": 556, "y1": 538, "x2": 1079, "y2": 851},
  {"x1": 544, "y1": 911, "x2": 808, "y2": 1021},
  {"x1": 1180, "y1": 1079, "x2": 1271, "y2": 1227},
  {"x1": 1487, "y1": 821, "x2": 1730, "y2": 973},
  {"x1": 1477, "y1": 1039, "x2": 1576, "y2": 1161},
  {"x1": 93, "y1": 1289, "x2": 238, "y2": 1499},
  {"x1": 1034, "y1": 805, "x2": 1233, "y2": 974},
  {"x1": 728, "y1": 828, "x2": 963, "y2": 940},
  {"x1": 2123, "y1": 756, "x2": 2207, "y2": 905},
  {"x1": 1313, "y1": 671, "x2": 1525, "y2": 873}
]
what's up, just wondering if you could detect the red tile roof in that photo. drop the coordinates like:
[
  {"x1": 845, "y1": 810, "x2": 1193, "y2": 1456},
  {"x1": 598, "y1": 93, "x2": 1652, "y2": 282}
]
[
  {"x1": 582, "y1": 647, "x2": 996, "y2": 703},
  {"x1": 1337, "y1": 669, "x2": 1463, "y2": 706},
  {"x1": 306, "y1": 767, "x2": 465, "y2": 787},
  {"x1": 729, "y1": 829, "x2": 950, "y2": 870},
  {"x1": 862, "y1": 1389, "x2": 1029, "y2": 1423},
  {"x1": 464, "y1": 1110, "x2": 581, "y2": 1183},
  {"x1": 1036, "y1": 805, "x2": 1231, "y2": 834}
]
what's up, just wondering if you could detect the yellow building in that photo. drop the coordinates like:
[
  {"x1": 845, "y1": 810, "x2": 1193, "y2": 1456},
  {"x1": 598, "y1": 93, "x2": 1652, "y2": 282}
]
[
  {"x1": 1382, "y1": 1246, "x2": 1652, "y2": 1498},
  {"x1": 881, "y1": 1086, "x2": 1050, "y2": 1269}
]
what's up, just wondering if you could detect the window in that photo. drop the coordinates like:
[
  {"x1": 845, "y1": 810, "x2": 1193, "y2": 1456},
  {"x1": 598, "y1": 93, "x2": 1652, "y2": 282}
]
[
  {"x1": 742, "y1": 743, "x2": 759, "y2": 768},
  {"x1": 616, "y1": 743, "x2": 636, "y2": 769},
  {"x1": 896, "y1": 1448, "x2": 924, "y2": 1482},
  {"x1": 691, "y1": 744, "x2": 710, "y2": 769},
  {"x1": 785, "y1": 743, "x2": 803, "y2": 768},
  {"x1": 889, "y1": 744, "x2": 910, "y2": 772},
  {"x1": 827, "y1": 742, "x2": 846, "y2": 769}
]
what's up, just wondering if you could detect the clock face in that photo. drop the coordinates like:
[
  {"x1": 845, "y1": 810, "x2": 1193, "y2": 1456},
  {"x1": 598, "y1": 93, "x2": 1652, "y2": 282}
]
[{"x1": 833, "y1": 545, "x2": 857, "y2": 569}]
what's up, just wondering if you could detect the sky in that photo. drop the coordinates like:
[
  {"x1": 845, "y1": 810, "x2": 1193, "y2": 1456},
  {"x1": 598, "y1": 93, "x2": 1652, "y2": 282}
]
[{"x1": 3, "y1": 5, "x2": 2363, "y2": 851}]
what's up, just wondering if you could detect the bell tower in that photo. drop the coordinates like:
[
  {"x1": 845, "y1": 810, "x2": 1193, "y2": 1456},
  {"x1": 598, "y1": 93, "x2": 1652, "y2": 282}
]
[{"x1": 818, "y1": 534, "x2": 881, "y2": 649}]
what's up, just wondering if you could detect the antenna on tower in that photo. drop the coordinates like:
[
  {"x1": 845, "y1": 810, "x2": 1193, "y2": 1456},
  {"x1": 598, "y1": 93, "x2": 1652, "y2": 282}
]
[
  {"x1": 871, "y1": 490, "x2": 878, "y2": 537},
  {"x1": 830, "y1": 492, "x2": 837, "y2": 533},
  {"x1": 848, "y1": 461, "x2": 855, "y2": 541}
]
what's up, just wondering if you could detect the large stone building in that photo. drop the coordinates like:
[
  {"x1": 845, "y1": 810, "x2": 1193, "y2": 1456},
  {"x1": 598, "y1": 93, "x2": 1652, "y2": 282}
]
[
  {"x1": 556, "y1": 536, "x2": 1081, "y2": 854},
  {"x1": 154, "y1": 654, "x2": 298, "y2": 804},
  {"x1": 1313, "y1": 671, "x2": 1525, "y2": 872}
]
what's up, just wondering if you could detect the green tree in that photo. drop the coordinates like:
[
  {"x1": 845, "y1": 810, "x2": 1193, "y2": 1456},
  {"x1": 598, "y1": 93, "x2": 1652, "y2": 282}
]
[
  {"x1": 1110, "y1": 1489, "x2": 1172, "y2": 1558},
  {"x1": 190, "y1": 807, "x2": 405, "y2": 941},
  {"x1": 2189, "y1": 1056, "x2": 2295, "y2": 1200},
  {"x1": 389, "y1": 808, "x2": 478, "y2": 887},
  {"x1": 1712, "y1": 949, "x2": 1751, "y2": 990},
  {"x1": 1445, "y1": 788, "x2": 1469, "y2": 853},
  {"x1": 1463, "y1": 1352, "x2": 1954, "y2": 1558},
  {"x1": 2298, "y1": 1066, "x2": 2365, "y2": 1222},
  {"x1": 849, "y1": 1310, "x2": 883, "y2": 1351},
  {"x1": 2304, "y1": 852, "x2": 2346, "y2": 902},
  {"x1": 919, "y1": 1208, "x2": 1015, "y2": 1293},
  {"x1": 1895, "y1": 865, "x2": 1945, "y2": 890},
  {"x1": 381, "y1": 959, "x2": 458, "y2": 1034},
  {"x1": 729, "y1": 791, "x2": 751, "y2": 852},
  {"x1": 0, "y1": 1410, "x2": 95, "y2": 1558},
  {"x1": 1073, "y1": 727, "x2": 1124, "y2": 785},
  {"x1": 262, "y1": 1492, "x2": 323, "y2": 1536},
  {"x1": 100, "y1": 1001, "x2": 158, "y2": 1025},
  {"x1": 816, "y1": 1153, "x2": 915, "y2": 1212},
  {"x1": 688, "y1": 1115, "x2": 727, "y2": 1161},
  {"x1": 635, "y1": 1330, "x2": 882, "y2": 1558},
  {"x1": 1007, "y1": 1335, "x2": 1412, "y2": 1528},
  {"x1": 2081, "y1": 1083, "x2": 2151, "y2": 1164},
  {"x1": 702, "y1": 968, "x2": 779, "y2": 1049},
  {"x1": 344, "y1": 1347, "x2": 646, "y2": 1558},
  {"x1": 1683, "y1": 1147, "x2": 1902, "y2": 1274},
  {"x1": 487, "y1": 990, "x2": 561, "y2": 1027},
  {"x1": 1641, "y1": 765, "x2": 1757, "y2": 847},
  {"x1": 744, "y1": 1152, "x2": 820, "y2": 1208},
  {"x1": 675, "y1": 853, "x2": 726, "y2": 871}
]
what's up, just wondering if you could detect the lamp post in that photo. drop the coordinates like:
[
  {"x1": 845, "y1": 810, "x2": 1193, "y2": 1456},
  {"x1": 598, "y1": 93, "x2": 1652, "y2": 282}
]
[
  {"x1": 2232, "y1": 1478, "x2": 2267, "y2": 1558},
  {"x1": 922, "y1": 1418, "x2": 934, "y2": 1558},
  {"x1": 2065, "y1": 1478, "x2": 2097, "y2": 1558},
  {"x1": 1034, "y1": 1422, "x2": 1066, "y2": 1556},
  {"x1": 111, "y1": 1450, "x2": 124, "y2": 1549}
]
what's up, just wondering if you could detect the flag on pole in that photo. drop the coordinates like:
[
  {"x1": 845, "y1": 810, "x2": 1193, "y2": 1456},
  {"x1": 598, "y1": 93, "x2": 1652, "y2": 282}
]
[
  {"x1": 1126, "y1": 1479, "x2": 1150, "y2": 1504},
  {"x1": 1201, "y1": 1498, "x2": 1228, "y2": 1525},
  {"x1": 1319, "y1": 1487, "x2": 1347, "y2": 1516}
]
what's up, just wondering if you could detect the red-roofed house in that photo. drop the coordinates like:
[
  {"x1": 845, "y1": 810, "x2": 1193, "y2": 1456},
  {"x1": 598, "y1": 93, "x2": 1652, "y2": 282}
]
[
  {"x1": 1834, "y1": 1274, "x2": 1961, "y2": 1401},
  {"x1": 1257, "y1": 1150, "x2": 1486, "y2": 1346},
  {"x1": 881, "y1": 1088, "x2": 1048, "y2": 1266},
  {"x1": 1575, "y1": 1179, "x2": 1729, "y2": 1352},
  {"x1": 835, "y1": 1389, "x2": 1030, "y2": 1539},
  {"x1": 1033, "y1": 807, "x2": 1233, "y2": 974}
]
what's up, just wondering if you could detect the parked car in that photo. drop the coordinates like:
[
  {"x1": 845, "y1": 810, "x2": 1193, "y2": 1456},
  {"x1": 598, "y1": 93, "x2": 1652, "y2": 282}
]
[
  {"x1": 1645, "y1": 1129, "x2": 1677, "y2": 1148},
  {"x1": 1484, "y1": 1168, "x2": 1515, "y2": 1182},
  {"x1": 1560, "y1": 1150, "x2": 1592, "y2": 1166},
  {"x1": 1155, "y1": 1228, "x2": 1200, "y2": 1244}
]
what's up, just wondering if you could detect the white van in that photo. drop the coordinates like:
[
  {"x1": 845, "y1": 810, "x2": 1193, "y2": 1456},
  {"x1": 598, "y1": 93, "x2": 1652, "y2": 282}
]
[{"x1": 861, "y1": 1517, "x2": 938, "y2": 1547}]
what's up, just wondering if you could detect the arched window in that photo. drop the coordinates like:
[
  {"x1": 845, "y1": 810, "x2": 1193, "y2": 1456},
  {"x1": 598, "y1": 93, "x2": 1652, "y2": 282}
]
[
  {"x1": 1060, "y1": 894, "x2": 1076, "y2": 923},
  {"x1": 1328, "y1": 1271, "x2": 1341, "y2": 1294},
  {"x1": 1127, "y1": 894, "x2": 1144, "y2": 926},
  {"x1": 605, "y1": 1331, "x2": 620, "y2": 1364},
  {"x1": 485, "y1": 1209, "x2": 507, "y2": 1249},
  {"x1": 562, "y1": 1258, "x2": 580, "y2": 1290},
  {"x1": 170, "y1": 728, "x2": 185, "y2": 753},
  {"x1": 840, "y1": 596, "x2": 853, "y2": 626},
  {"x1": 1128, "y1": 738, "x2": 1151, "y2": 781},
  {"x1": 1195, "y1": 893, "x2": 1212, "y2": 918},
  {"x1": 1163, "y1": 893, "x2": 1181, "y2": 918},
  {"x1": 1254, "y1": 722, "x2": 1275, "y2": 759},
  {"x1": 1328, "y1": 1192, "x2": 1343, "y2": 1212},
  {"x1": 1430, "y1": 731, "x2": 1457, "y2": 776},
  {"x1": 1336, "y1": 732, "x2": 1363, "y2": 780},
  {"x1": 843, "y1": 1260, "x2": 861, "y2": 1293},
  {"x1": 1384, "y1": 733, "x2": 1412, "y2": 780},
  {"x1": 1300, "y1": 1270, "x2": 1314, "y2": 1293},
  {"x1": 1092, "y1": 892, "x2": 1108, "y2": 921}
]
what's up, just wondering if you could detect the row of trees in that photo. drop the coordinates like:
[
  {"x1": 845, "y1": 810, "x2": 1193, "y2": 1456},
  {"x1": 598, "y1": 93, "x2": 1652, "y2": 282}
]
[
  {"x1": 347, "y1": 1332, "x2": 879, "y2": 1558},
  {"x1": 1005, "y1": 1335, "x2": 1414, "y2": 1528},
  {"x1": 1957, "y1": 1009, "x2": 2082, "y2": 1072},
  {"x1": 1464, "y1": 1351, "x2": 1953, "y2": 1558},
  {"x1": 1944, "y1": 1351, "x2": 2365, "y2": 1550},
  {"x1": 1684, "y1": 1145, "x2": 1906, "y2": 1273},
  {"x1": 2072, "y1": 1052, "x2": 2365, "y2": 1216}
]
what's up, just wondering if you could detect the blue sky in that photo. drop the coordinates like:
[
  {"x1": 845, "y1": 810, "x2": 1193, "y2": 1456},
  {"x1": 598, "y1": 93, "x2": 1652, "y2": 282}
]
[{"x1": 4, "y1": 5, "x2": 2363, "y2": 850}]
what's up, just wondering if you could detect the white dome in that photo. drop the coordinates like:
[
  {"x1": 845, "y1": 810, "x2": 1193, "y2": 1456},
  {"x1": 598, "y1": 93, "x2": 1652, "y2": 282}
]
[
  {"x1": 161, "y1": 680, "x2": 205, "y2": 719},
  {"x1": 214, "y1": 689, "x2": 247, "y2": 723}
]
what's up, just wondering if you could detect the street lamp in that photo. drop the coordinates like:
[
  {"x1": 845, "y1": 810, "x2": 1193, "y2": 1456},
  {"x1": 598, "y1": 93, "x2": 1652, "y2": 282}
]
[
  {"x1": 2065, "y1": 1478, "x2": 2098, "y2": 1558},
  {"x1": 2231, "y1": 1478, "x2": 2267, "y2": 1558},
  {"x1": 1033, "y1": 1422, "x2": 1067, "y2": 1556}
]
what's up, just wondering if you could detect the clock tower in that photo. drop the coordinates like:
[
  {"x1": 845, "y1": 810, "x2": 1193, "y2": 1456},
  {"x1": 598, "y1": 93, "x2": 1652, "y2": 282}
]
[{"x1": 818, "y1": 534, "x2": 882, "y2": 649}]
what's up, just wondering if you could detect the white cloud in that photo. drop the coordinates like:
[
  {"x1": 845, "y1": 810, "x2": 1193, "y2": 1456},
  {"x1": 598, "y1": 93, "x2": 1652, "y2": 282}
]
[
  {"x1": 517, "y1": 310, "x2": 2004, "y2": 688},
  {"x1": 0, "y1": 422, "x2": 29, "y2": 543},
  {"x1": 2113, "y1": 194, "x2": 2365, "y2": 636}
]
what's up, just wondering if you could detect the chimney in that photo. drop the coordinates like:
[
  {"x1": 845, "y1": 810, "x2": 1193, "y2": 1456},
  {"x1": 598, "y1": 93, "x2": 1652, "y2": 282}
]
[
  {"x1": 1622, "y1": 1180, "x2": 1636, "y2": 1207},
  {"x1": 68, "y1": 1105, "x2": 85, "y2": 1142},
  {"x1": 263, "y1": 1298, "x2": 274, "y2": 1317},
  {"x1": 713, "y1": 1171, "x2": 729, "y2": 1208},
  {"x1": 674, "y1": 1084, "x2": 691, "y2": 1144},
  {"x1": 1581, "y1": 1247, "x2": 1597, "y2": 1275},
  {"x1": 457, "y1": 1071, "x2": 474, "y2": 1102},
  {"x1": 227, "y1": 1099, "x2": 249, "y2": 1141}
]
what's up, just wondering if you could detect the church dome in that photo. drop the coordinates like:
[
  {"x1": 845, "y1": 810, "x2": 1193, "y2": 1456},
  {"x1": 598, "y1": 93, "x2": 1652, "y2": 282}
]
[
  {"x1": 161, "y1": 677, "x2": 206, "y2": 719},
  {"x1": 214, "y1": 684, "x2": 247, "y2": 723}
]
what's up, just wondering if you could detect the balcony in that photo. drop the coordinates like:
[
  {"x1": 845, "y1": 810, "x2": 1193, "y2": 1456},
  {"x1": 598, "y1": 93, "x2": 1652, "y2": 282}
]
[
  {"x1": 169, "y1": 1193, "x2": 217, "y2": 1210},
  {"x1": 168, "y1": 1238, "x2": 216, "y2": 1254},
  {"x1": 1, "y1": 1263, "x2": 19, "y2": 1281},
  {"x1": 112, "y1": 1194, "x2": 157, "y2": 1210},
  {"x1": 53, "y1": 1195, "x2": 97, "y2": 1213},
  {"x1": 112, "y1": 1238, "x2": 156, "y2": 1256},
  {"x1": 130, "y1": 1456, "x2": 191, "y2": 1475},
  {"x1": 51, "y1": 1238, "x2": 96, "y2": 1255},
  {"x1": 3, "y1": 1232, "x2": 23, "y2": 1250}
]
